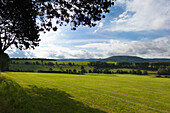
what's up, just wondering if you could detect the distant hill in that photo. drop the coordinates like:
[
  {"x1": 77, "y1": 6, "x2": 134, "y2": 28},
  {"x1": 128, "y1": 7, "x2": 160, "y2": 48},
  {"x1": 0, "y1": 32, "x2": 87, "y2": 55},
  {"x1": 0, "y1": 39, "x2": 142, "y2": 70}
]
[
  {"x1": 104, "y1": 56, "x2": 147, "y2": 62},
  {"x1": 146, "y1": 58, "x2": 170, "y2": 62},
  {"x1": 56, "y1": 59, "x2": 102, "y2": 62},
  {"x1": 104, "y1": 56, "x2": 170, "y2": 62},
  {"x1": 10, "y1": 56, "x2": 170, "y2": 63}
]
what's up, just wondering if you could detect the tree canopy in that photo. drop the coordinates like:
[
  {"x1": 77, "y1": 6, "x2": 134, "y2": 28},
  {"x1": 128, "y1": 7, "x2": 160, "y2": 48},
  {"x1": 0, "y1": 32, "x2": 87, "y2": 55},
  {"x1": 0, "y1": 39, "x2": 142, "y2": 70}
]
[{"x1": 0, "y1": 0, "x2": 115, "y2": 53}]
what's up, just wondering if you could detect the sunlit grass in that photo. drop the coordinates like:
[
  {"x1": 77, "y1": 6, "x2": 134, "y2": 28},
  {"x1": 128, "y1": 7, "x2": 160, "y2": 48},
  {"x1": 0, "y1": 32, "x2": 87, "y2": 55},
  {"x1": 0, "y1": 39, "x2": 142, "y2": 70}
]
[{"x1": 1, "y1": 72, "x2": 170, "y2": 113}]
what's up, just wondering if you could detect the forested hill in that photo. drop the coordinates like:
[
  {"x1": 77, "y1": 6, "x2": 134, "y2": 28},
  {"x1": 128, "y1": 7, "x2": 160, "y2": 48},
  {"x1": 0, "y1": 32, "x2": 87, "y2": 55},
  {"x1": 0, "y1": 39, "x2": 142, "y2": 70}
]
[
  {"x1": 104, "y1": 56, "x2": 146, "y2": 62},
  {"x1": 104, "y1": 56, "x2": 170, "y2": 62}
]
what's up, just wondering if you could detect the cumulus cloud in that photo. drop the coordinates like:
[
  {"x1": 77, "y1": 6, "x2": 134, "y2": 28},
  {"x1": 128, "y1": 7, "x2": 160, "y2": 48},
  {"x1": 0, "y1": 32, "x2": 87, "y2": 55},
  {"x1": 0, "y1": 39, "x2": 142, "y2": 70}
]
[
  {"x1": 7, "y1": 44, "x2": 106, "y2": 59},
  {"x1": 7, "y1": 48, "x2": 34, "y2": 58},
  {"x1": 5, "y1": 1, "x2": 170, "y2": 59},
  {"x1": 6, "y1": 24, "x2": 110, "y2": 59},
  {"x1": 107, "y1": 0, "x2": 170, "y2": 31},
  {"x1": 7, "y1": 36, "x2": 170, "y2": 59},
  {"x1": 76, "y1": 36, "x2": 170, "y2": 58}
]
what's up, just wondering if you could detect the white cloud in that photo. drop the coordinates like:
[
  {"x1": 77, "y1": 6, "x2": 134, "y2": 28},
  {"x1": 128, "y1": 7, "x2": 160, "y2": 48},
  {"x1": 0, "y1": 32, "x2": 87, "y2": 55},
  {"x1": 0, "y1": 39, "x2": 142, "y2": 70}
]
[
  {"x1": 7, "y1": 35, "x2": 170, "y2": 59},
  {"x1": 93, "y1": 21, "x2": 104, "y2": 34},
  {"x1": 22, "y1": 45, "x2": 105, "y2": 59},
  {"x1": 6, "y1": 25, "x2": 110, "y2": 59},
  {"x1": 39, "y1": 28, "x2": 65, "y2": 45},
  {"x1": 107, "y1": 0, "x2": 170, "y2": 31},
  {"x1": 7, "y1": 43, "x2": 106, "y2": 59},
  {"x1": 76, "y1": 36, "x2": 170, "y2": 58},
  {"x1": 54, "y1": 38, "x2": 110, "y2": 44}
]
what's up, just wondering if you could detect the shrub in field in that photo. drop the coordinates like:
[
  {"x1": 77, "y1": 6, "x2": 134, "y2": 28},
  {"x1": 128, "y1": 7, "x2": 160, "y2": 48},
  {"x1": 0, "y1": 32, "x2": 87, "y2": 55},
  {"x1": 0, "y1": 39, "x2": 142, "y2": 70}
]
[
  {"x1": 68, "y1": 69, "x2": 72, "y2": 74},
  {"x1": 73, "y1": 69, "x2": 77, "y2": 73},
  {"x1": 47, "y1": 62, "x2": 55, "y2": 66},
  {"x1": 80, "y1": 69, "x2": 86, "y2": 75},
  {"x1": 136, "y1": 69, "x2": 142, "y2": 75},
  {"x1": 49, "y1": 68, "x2": 53, "y2": 72},
  {"x1": 157, "y1": 66, "x2": 170, "y2": 78},
  {"x1": 89, "y1": 69, "x2": 92, "y2": 73},
  {"x1": 143, "y1": 70, "x2": 148, "y2": 75}
]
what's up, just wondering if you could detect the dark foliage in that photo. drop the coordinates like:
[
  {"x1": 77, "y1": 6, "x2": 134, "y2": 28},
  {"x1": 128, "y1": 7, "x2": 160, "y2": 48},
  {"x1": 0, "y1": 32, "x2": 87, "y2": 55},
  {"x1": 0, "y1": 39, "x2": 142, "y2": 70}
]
[
  {"x1": 0, "y1": 53, "x2": 10, "y2": 72},
  {"x1": 157, "y1": 66, "x2": 170, "y2": 77},
  {"x1": 0, "y1": 0, "x2": 40, "y2": 52},
  {"x1": 47, "y1": 62, "x2": 55, "y2": 66},
  {"x1": 88, "y1": 61, "x2": 170, "y2": 71},
  {"x1": 0, "y1": 0, "x2": 114, "y2": 53}
]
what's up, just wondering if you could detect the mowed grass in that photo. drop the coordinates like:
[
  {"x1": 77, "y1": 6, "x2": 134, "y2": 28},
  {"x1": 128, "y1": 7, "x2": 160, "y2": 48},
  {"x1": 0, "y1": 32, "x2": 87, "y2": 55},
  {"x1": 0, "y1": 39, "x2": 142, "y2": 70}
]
[
  {"x1": 1, "y1": 72, "x2": 170, "y2": 113},
  {"x1": 11, "y1": 60, "x2": 90, "y2": 65}
]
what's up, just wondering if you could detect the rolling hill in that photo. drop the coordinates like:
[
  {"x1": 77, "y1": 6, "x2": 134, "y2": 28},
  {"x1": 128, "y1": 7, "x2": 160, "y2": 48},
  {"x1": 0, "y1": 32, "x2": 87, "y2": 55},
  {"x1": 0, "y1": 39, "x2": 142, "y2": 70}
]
[
  {"x1": 104, "y1": 56, "x2": 170, "y2": 62},
  {"x1": 104, "y1": 56, "x2": 146, "y2": 62}
]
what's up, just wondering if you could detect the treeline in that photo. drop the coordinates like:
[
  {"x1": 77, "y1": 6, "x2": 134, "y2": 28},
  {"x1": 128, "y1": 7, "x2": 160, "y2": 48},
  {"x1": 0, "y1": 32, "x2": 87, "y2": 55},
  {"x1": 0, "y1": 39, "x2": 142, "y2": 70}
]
[
  {"x1": 5, "y1": 69, "x2": 34, "y2": 72},
  {"x1": 88, "y1": 61, "x2": 170, "y2": 71},
  {"x1": 8, "y1": 60, "x2": 170, "y2": 77},
  {"x1": 37, "y1": 68, "x2": 147, "y2": 75},
  {"x1": 88, "y1": 68, "x2": 148, "y2": 75},
  {"x1": 11, "y1": 61, "x2": 77, "y2": 66},
  {"x1": 6, "y1": 67, "x2": 148, "y2": 75},
  {"x1": 157, "y1": 66, "x2": 170, "y2": 78},
  {"x1": 11, "y1": 58, "x2": 56, "y2": 61}
]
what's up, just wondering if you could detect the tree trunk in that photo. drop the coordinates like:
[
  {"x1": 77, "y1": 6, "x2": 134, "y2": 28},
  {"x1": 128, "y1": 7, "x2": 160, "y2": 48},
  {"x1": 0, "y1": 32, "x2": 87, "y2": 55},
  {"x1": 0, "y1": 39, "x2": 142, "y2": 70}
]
[
  {"x1": 0, "y1": 38, "x2": 2, "y2": 74},
  {"x1": 0, "y1": 37, "x2": 3, "y2": 53}
]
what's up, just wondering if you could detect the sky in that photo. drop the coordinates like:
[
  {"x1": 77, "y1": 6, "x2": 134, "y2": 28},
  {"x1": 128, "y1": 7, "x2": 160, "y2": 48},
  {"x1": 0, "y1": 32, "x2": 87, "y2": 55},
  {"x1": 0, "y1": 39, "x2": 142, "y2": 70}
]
[{"x1": 7, "y1": 0, "x2": 170, "y2": 59}]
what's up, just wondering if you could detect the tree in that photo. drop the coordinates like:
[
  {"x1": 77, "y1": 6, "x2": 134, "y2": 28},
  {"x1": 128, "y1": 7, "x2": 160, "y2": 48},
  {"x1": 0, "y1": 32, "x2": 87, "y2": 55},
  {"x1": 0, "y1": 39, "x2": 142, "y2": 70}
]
[
  {"x1": 104, "y1": 69, "x2": 110, "y2": 74},
  {"x1": 167, "y1": 66, "x2": 170, "y2": 74},
  {"x1": 41, "y1": 60, "x2": 44, "y2": 65},
  {"x1": 49, "y1": 68, "x2": 53, "y2": 72},
  {"x1": 0, "y1": 0, "x2": 114, "y2": 71},
  {"x1": 47, "y1": 62, "x2": 55, "y2": 66},
  {"x1": 0, "y1": 53, "x2": 10, "y2": 73},
  {"x1": 143, "y1": 70, "x2": 148, "y2": 75},
  {"x1": 158, "y1": 66, "x2": 170, "y2": 75},
  {"x1": 136, "y1": 69, "x2": 142, "y2": 75},
  {"x1": 89, "y1": 69, "x2": 92, "y2": 73},
  {"x1": 68, "y1": 62, "x2": 72, "y2": 66},
  {"x1": 73, "y1": 69, "x2": 77, "y2": 73},
  {"x1": 81, "y1": 66, "x2": 85, "y2": 70},
  {"x1": 68, "y1": 69, "x2": 72, "y2": 74},
  {"x1": 36, "y1": 61, "x2": 40, "y2": 65},
  {"x1": 0, "y1": 0, "x2": 40, "y2": 52},
  {"x1": 0, "y1": 0, "x2": 114, "y2": 53},
  {"x1": 80, "y1": 69, "x2": 86, "y2": 75}
]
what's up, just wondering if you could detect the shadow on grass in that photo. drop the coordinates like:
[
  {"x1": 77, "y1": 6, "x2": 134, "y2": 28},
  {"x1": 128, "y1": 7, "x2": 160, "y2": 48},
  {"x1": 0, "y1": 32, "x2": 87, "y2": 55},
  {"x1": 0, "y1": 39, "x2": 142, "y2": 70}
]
[{"x1": 0, "y1": 77, "x2": 105, "y2": 113}]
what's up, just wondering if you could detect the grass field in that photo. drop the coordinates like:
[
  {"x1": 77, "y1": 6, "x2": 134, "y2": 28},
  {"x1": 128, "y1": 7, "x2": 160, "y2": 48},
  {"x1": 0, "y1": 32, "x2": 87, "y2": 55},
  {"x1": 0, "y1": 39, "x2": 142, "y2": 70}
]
[
  {"x1": 1, "y1": 72, "x2": 170, "y2": 113},
  {"x1": 9, "y1": 60, "x2": 92, "y2": 72}
]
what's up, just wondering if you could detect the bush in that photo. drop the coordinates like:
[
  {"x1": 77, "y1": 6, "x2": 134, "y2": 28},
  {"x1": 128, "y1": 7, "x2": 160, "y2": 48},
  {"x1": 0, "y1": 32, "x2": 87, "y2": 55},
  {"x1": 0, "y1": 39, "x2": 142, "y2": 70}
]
[
  {"x1": 143, "y1": 70, "x2": 148, "y2": 75},
  {"x1": 47, "y1": 62, "x2": 55, "y2": 66},
  {"x1": 158, "y1": 66, "x2": 170, "y2": 76},
  {"x1": 136, "y1": 69, "x2": 142, "y2": 75}
]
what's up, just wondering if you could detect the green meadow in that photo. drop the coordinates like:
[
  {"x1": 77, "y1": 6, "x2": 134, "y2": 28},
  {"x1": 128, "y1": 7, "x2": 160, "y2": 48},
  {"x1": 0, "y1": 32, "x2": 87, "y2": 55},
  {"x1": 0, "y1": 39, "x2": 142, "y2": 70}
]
[
  {"x1": 0, "y1": 72, "x2": 170, "y2": 113},
  {"x1": 9, "y1": 60, "x2": 92, "y2": 72}
]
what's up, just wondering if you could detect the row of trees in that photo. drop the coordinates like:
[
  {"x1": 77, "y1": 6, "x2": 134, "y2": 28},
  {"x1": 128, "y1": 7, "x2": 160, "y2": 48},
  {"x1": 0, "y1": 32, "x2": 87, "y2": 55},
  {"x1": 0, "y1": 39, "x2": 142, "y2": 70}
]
[
  {"x1": 88, "y1": 61, "x2": 170, "y2": 70},
  {"x1": 89, "y1": 69, "x2": 148, "y2": 75},
  {"x1": 11, "y1": 61, "x2": 77, "y2": 66},
  {"x1": 157, "y1": 66, "x2": 170, "y2": 77},
  {"x1": 38, "y1": 68, "x2": 148, "y2": 75},
  {"x1": 116, "y1": 69, "x2": 148, "y2": 75}
]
